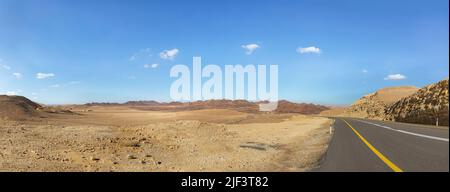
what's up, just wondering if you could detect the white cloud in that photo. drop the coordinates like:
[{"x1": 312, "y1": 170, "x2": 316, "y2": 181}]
[
  {"x1": 1, "y1": 89, "x2": 21, "y2": 95},
  {"x1": 0, "y1": 58, "x2": 11, "y2": 70},
  {"x1": 36, "y1": 73, "x2": 55, "y2": 79},
  {"x1": 1, "y1": 64, "x2": 11, "y2": 70},
  {"x1": 297, "y1": 46, "x2": 321, "y2": 54},
  {"x1": 6, "y1": 91, "x2": 17, "y2": 95},
  {"x1": 144, "y1": 63, "x2": 159, "y2": 68},
  {"x1": 384, "y1": 74, "x2": 406, "y2": 80},
  {"x1": 68, "y1": 81, "x2": 81, "y2": 85},
  {"x1": 241, "y1": 44, "x2": 260, "y2": 55},
  {"x1": 362, "y1": 69, "x2": 368, "y2": 73},
  {"x1": 13, "y1": 72, "x2": 22, "y2": 79},
  {"x1": 50, "y1": 84, "x2": 60, "y2": 88},
  {"x1": 129, "y1": 48, "x2": 151, "y2": 61},
  {"x1": 159, "y1": 48, "x2": 179, "y2": 60}
]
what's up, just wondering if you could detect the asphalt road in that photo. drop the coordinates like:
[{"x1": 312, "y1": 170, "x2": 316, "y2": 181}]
[{"x1": 317, "y1": 118, "x2": 449, "y2": 172}]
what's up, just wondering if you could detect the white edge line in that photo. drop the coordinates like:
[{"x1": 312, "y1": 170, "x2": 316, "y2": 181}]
[{"x1": 354, "y1": 119, "x2": 449, "y2": 142}]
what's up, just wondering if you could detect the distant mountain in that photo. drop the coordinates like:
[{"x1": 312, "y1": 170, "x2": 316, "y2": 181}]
[
  {"x1": 342, "y1": 86, "x2": 419, "y2": 120},
  {"x1": 319, "y1": 106, "x2": 346, "y2": 117},
  {"x1": 123, "y1": 100, "x2": 160, "y2": 106},
  {"x1": 275, "y1": 100, "x2": 330, "y2": 114},
  {"x1": 85, "y1": 102, "x2": 121, "y2": 106},
  {"x1": 385, "y1": 79, "x2": 449, "y2": 126},
  {"x1": 83, "y1": 99, "x2": 329, "y2": 114}
]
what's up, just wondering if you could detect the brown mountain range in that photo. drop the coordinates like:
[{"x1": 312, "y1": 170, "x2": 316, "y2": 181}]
[
  {"x1": 87, "y1": 99, "x2": 329, "y2": 114},
  {"x1": 1, "y1": 97, "x2": 330, "y2": 121}
]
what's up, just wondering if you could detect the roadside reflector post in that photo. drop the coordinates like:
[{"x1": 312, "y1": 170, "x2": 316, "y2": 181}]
[
  {"x1": 433, "y1": 106, "x2": 439, "y2": 126},
  {"x1": 329, "y1": 119, "x2": 334, "y2": 134}
]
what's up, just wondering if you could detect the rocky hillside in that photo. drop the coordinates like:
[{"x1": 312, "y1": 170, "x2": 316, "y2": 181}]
[
  {"x1": 0, "y1": 95, "x2": 79, "y2": 120},
  {"x1": 343, "y1": 86, "x2": 419, "y2": 120},
  {"x1": 385, "y1": 79, "x2": 449, "y2": 126},
  {"x1": 0, "y1": 95, "x2": 42, "y2": 120}
]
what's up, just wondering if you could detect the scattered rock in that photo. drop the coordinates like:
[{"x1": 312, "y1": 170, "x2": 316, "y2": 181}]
[{"x1": 127, "y1": 154, "x2": 137, "y2": 159}]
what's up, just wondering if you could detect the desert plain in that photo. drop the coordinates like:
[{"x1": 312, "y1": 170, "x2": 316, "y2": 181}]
[{"x1": 0, "y1": 104, "x2": 332, "y2": 172}]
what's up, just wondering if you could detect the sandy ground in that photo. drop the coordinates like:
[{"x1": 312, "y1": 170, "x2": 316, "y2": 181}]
[{"x1": 0, "y1": 108, "x2": 332, "y2": 172}]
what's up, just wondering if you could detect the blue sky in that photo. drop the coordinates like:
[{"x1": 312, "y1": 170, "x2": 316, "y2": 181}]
[{"x1": 0, "y1": 0, "x2": 448, "y2": 105}]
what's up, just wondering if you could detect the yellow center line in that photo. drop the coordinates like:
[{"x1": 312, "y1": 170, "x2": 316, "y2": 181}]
[{"x1": 341, "y1": 119, "x2": 403, "y2": 172}]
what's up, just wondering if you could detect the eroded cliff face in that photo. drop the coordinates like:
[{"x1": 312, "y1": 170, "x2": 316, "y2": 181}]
[{"x1": 385, "y1": 79, "x2": 449, "y2": 126}]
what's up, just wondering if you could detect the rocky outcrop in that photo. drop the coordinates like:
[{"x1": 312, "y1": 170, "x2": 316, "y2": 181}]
[
  {"x1": 385, "y1": 79, "x2": 449, "y2": 126},
  {"x1": 0, "y1": 95, "x2": 42, "y2": 120},
  {"x1": 343, "y1": 86, "x2": 419, "y2": 120}
]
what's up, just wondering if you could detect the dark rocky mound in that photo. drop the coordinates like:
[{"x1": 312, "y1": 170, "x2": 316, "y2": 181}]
[{"x1": 0, "y1": 95, "x2": 42, "y2": 120}]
